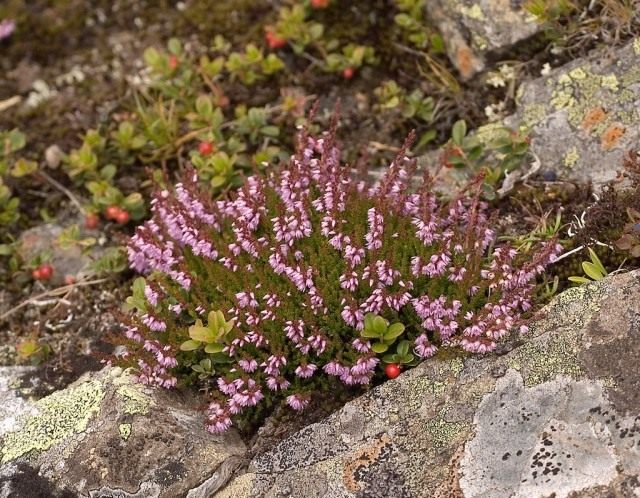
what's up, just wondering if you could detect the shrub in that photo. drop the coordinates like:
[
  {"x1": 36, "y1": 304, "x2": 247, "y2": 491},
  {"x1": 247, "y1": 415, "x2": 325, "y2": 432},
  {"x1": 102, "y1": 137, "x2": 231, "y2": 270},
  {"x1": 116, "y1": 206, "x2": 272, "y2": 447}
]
[{"x1": 117, "y1": 123, "x2": 560, "y2": 433}]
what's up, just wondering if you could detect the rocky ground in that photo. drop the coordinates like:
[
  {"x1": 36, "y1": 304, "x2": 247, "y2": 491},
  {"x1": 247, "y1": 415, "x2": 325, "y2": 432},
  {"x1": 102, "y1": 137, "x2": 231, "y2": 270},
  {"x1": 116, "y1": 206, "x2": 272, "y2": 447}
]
[{"x1": 1, "y1": 1, "x2": 640, "y2": 497}]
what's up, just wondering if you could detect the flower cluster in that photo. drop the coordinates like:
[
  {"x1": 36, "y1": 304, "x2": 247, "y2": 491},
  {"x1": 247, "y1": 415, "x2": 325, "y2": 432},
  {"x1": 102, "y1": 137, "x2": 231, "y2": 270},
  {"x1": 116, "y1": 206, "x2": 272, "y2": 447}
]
[{"x1": 118, "y1": 124, "x2": 560, "y2": 433}]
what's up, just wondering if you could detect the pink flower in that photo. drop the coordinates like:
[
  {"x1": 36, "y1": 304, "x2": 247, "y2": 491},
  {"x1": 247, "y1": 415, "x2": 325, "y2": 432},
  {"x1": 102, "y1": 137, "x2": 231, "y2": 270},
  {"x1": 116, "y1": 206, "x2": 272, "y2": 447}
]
[
  {"x1": 295, "y1": 363, "x2": 317, "y2": 378},
  {"x1": 286, "y1": 394, "x2": 310, "y2": 411}
]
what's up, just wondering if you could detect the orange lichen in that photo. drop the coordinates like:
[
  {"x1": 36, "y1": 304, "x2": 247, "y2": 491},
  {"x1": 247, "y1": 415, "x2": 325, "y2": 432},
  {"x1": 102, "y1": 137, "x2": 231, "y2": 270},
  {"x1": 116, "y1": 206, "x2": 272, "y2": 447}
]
[
  {"x1": 601, "y1": 123, "x2": 626, "y2": 151},
  {"x1": 581, "y1": 107, "x2": 607, "y2": 132},
  {"x1": 342, "y1": 433, "x2": 393, "y2": 492}
]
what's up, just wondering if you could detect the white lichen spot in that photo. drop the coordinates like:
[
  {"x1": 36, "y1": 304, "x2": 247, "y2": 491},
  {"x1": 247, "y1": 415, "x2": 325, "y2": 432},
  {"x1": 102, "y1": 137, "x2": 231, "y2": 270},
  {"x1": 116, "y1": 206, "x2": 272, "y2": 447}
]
[
  {"x1": 634, "y1": 38, "x2": 640, "y2": 56},
  {"x1": 119, "y1": 423, "x2": 132, "y2": 440}
]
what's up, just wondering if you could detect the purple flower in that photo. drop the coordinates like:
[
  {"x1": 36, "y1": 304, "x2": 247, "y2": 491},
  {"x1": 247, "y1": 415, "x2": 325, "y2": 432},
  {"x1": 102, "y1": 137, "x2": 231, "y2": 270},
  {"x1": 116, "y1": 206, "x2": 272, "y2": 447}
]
[
  {"x1": 286, "y1": 394, "x2": 310, "y2": 411},
  {"x1": 294, "y1": 363, "x2": 317, "y2": 378},
  {"x1": 0, "y1": 19, "x2": 15, "y2": 41}
]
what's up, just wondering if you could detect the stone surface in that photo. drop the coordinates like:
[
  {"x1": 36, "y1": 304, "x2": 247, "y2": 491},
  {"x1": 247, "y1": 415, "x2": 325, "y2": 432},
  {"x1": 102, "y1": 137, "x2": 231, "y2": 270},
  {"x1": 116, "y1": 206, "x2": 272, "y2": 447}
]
[
  {"x1": 0, "y1": 367, "x2": 37, "y2": 439},
  {"x1": 0, "y1": 367, "x2": 246, "y2": 497},
  {"x1": 507, "y1": 38, "x2": 640, "y2": 188},
  {"x1": 18, "y1": 223, "x2": 100, "y2": 286},
  {"x1": 428, "y1": 0, "x2": 540, "y2": 79},
  {"x1": 217, "y1": 271, "x2": 640, "y2": 497}
]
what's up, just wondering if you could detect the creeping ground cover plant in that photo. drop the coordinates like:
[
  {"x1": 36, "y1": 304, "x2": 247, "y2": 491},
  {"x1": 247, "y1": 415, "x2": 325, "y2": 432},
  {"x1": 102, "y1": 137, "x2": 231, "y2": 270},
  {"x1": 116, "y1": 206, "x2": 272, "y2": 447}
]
[{"x1": 117, "y1": 122, "x2": 561, "y2": 433}]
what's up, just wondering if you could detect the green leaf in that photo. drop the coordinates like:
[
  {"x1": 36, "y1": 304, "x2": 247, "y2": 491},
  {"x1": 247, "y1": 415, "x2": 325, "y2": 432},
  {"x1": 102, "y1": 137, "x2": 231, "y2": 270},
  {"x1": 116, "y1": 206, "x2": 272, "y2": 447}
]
[
  {"x1": 180, "y1": 340, "x2": 201, "y2": 351},
  {"x1": 168, "y1": 38, "x2": 182, "y2": 55},
  {"x1": 582, "y1": 261, "x2": 604, "y2": 281},
  {"x1": 383, "y1": 354, "x2": 400, "y2": 363},
  {"x1": 451, "y1": 120, "x2": 467, "y2": 145},
  {"x1": 371, "y1": 342, "x2": 389, "y2": 353},
  {"x1": 568, "y1": 276, "x2": 591, "y2": 284},
  {"x1": 587, "y1": 248, "x2": 607, "y2": 277},
  {"x1": 361, "y1": 328, "x2": 382, "y2": 339},
  {"x1": 400, "y1": 353, "x2": 414, "y2": 363},
  {"x1": 10, "y1": 158, "x2": 38, "y2": 178},
  {"x1": 204, "y1": 343, "x2": 223, "y2": 354},
  {"x1": 397, "y1": 340, "x2": 410, "y2": 356},
  {"x1": 188, "y1": 320, "x2": 216, "y2": 343},
  {"x1": 384, "y1": 323, "x2": 405, "y2": 341},
  {"x1": 364, "y1": 313, "x2": 376, "y2": 330},
  {"x1": 373, "y1": 316, "x2": 388, "y2": 334}
]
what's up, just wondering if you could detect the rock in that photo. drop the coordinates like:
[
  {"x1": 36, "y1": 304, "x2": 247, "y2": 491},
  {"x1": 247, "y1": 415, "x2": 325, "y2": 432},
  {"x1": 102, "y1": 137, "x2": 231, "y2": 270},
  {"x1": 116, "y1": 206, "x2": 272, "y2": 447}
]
[
  {"x1": 17, "y1": 223, "x2": 98, "y2": 286},
  {"x1": 0, "y1": 367, "x2": 37, "y2": 439},
  {"x1": 44, "y1": 145, "x2": 63, "y2": 169},
  {"x1": 428, "y1": 0, "x2": 540, "y2": 79},
  {"x1": 217, "y1": 271, "x2": 640, "y2": 497},
  {"x1": 507, "y1": 39, "x2": 640, "y2": 188},
  {"x1": 0, "y1": 367, "x2": 246, "y2": 497}
]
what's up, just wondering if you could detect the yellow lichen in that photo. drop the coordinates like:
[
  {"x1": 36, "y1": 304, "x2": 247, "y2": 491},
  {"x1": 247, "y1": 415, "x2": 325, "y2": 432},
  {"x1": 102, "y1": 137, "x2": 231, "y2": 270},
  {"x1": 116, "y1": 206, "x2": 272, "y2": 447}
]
[
  {"x1": 458, "y1": 4, "x2": 486, "y2": 20},
  {"x1": 563, "y1": 147, "x2": 580, "y2": 168},
  {"x1": 601, "y1": 73, "x2": 619, "y2": 92},
  {"x1": 0, "y1": 380, "x2": 105, "y2": 464}
]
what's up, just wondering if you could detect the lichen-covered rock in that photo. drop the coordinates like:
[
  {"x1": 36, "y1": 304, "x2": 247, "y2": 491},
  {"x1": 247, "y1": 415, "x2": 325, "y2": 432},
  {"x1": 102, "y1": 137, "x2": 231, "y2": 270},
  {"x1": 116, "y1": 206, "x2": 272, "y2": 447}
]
[
  {"x1": 0, "y1": 367, "x2": 246, "y2": 497},
  {"x1": 216, "y1": 271, "x2": 640, "y2": 497},
  {"x1": 507, "y1": 39, "x2": 640, "y2": 188},
  {"x1": 428, "y1": 0, "x2": 540, "y2": 79}
]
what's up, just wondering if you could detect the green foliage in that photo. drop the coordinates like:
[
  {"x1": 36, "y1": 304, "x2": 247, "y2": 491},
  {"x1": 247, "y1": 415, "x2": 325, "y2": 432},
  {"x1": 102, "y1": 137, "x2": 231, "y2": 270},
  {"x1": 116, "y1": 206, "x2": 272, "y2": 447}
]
[
  {"x1": 568, "y1": 247, "x2": 608, "y2": 284},
  {"x1": 393, "y1": 0, "x2": 444, "y2": 51},
  {"x1": 360, "y1": 313, "x2": 406, "y2": 353},
  {"x1": 181, "y1": 310, "x2": 235, "y2": 354},
  {"x1": 442, "y1": 121, "x2": 532, "y2": 198},
  {"x1": 0, "y1": 129, "x2": 27, "y2": 229},
  {"x1": 382, "y1": 340, "x2": 416, "y2": 365}
]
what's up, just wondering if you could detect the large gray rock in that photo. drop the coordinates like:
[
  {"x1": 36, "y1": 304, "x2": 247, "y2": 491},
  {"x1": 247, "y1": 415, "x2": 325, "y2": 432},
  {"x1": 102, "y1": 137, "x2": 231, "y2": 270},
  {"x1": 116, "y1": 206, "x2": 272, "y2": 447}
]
[
  {"x1": 428, "y1": 0, "x2": 541, "y2": 79},
  {"x1": 507, "y1": 39, "x2": 640, "y2": 188},
  {"x1": 217, "y1": 271, "x2": 640, "y2": 497},
  {"x1": 0, "y1": 367, "x2": 246, "y2": 497}
]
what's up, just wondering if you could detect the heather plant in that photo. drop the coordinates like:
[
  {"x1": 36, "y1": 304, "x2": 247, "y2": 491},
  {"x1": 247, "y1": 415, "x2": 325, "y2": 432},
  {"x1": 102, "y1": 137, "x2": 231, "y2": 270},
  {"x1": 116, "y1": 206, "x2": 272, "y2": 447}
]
[{"x1": 117, "y1": 122, "x2": 560, "y2": 433}]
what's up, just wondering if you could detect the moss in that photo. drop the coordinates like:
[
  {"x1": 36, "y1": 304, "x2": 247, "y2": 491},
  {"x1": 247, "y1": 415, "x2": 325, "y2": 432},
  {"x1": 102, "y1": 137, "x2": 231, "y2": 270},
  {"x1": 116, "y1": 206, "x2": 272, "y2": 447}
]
[
  {"x1": 0, "y1": 380, "x2": 105, "y2": 464},
  {"x1": 118, "y1": 423, "x2": 132, "y2": 441}
]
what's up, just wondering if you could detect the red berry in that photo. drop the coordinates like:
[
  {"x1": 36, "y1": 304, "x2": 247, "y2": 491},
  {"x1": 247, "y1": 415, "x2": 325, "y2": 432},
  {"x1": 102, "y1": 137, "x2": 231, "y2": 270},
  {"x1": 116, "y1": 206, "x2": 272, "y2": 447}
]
[
  {"x1": 105, "y1": 205, "x2": 120, "y2": 220},
  {"x1": 265, "y1": 30, "x2": 286, "y2": 50},
  {"x1": 37, "y1": 264, "x2": 53, "y2": 281},
  {"x1": 84, "y1": 213, "x2": 99, "y2": 229},
  {"x1": 311, "y1": 0, "x2": 330, "y2": 7},
  {"x1": 31, "y1": 268, "x2": 42, "y2": 280},
  {"x1": 385, "y1": 363, "x2": 401, "y2": 379},
  {"x1": 198, "y1": 141, "x2": 215, "y2": 156},
  {"x1": 115, "y1": 210, "x2": 130, "y2": 225},
  {"x1": 168, "y1": 55, "x2": 179, "y2": 70},
  {"x1": 64, "y1": 275, "x2": 76, "y2": 285},
  {"x1": 342, "y1": 67, "x2": 354, "y2": 79}
]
